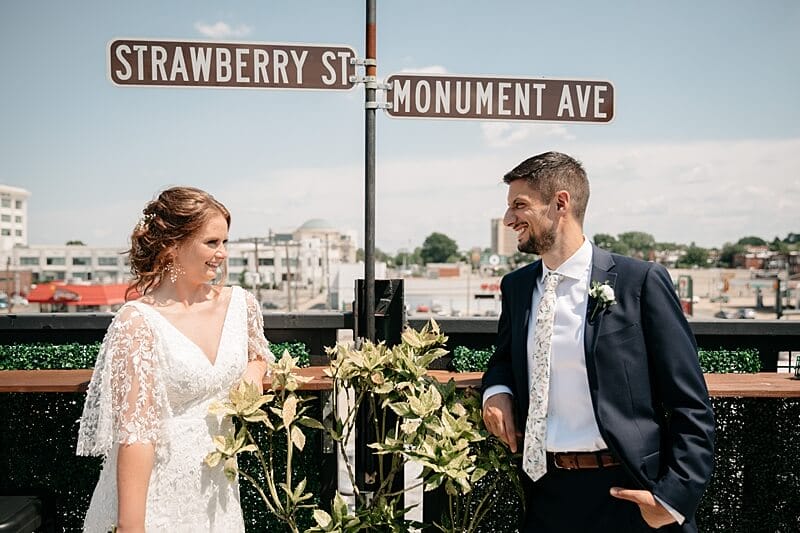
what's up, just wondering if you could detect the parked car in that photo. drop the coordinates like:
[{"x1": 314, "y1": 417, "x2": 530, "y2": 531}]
[
  {"x1": 735, "y1": 308, "x2": 756, "y2": 319},
  {"x1": 714, "y1": 310, "x2": 736, "y2": 319},
  {"x1": 430, "y1": 301, "x2": 446, "y2": 316},
  {"x1": 710, "y1": 295, "x2": 729, "y2": 303}
]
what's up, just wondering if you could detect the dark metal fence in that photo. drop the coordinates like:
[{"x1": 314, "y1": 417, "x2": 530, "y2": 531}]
[
  {"x1": 410, "y1": 316, "x2": 800, "y2": 372},
  {"x1": 4, "y1": 313, "x2": 798, "y2": 372}
]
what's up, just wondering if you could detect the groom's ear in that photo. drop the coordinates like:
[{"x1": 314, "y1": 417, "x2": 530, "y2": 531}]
[{"x1": 554, "y1": 190, "x2": 570, "y2": 212}]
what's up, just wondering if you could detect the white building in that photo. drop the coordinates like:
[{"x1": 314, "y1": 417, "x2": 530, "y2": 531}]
[
  {"x1": 225, "y1": 219, "x2": 358, "y2": 305},
  {"x1": 0, "y1": 185, "x2": 30, "y2": 260},
  {"x1": 10, "y1": 209, "x2": 358, "y2": 309},
  {"x1": 10, "y1": 244, "x2": 130, "y2": 284},
  {"x1": 293, "y1": 218, "x2": 358, "y2": 264},
  {"x1": 490, "y1": 218, "x2": 518, "y2": 257}
]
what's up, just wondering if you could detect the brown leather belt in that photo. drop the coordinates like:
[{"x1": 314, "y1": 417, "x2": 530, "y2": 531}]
[{"x1": 547, "y1": 450, "x2": 620, "y2": 470}]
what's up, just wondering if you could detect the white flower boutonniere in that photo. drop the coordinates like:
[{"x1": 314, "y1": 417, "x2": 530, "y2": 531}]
[{"x1": 589, "y1": 281, "x2": 616, "y2": 320}]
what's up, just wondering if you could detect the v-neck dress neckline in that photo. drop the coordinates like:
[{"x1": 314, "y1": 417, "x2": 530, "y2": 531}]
[{"x1": 137, "y1": 286, "x2": 237, "y2": 367}]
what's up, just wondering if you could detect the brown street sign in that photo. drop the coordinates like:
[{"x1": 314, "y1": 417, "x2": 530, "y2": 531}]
[
  {"x1": 385, "y1": 74, "x2": 614, "y2": 122},
  {"x1": 108, "y1": 39, "x2": 357, "y2": 90}
]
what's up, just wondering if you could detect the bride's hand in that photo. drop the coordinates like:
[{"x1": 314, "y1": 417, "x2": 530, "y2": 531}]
[{"x1": 240, "y1": 359, "x2": 268, "y2": 394}]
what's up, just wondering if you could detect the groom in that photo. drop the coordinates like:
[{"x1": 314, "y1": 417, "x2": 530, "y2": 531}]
[{"x1": 481, "y1": 152, "x2": 715, "y2": 532}]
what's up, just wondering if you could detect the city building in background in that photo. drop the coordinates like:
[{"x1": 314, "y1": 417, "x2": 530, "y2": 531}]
[
  {"x1": 218, "y1": 219, "x2": 360, "y2": 310},
  {"x1": 490, "y1": 218, "x2": 517, "y2": 257},
  {"x1": 0, "y1": 185, "x2": 30, "y2": 256},
  {"x1": 9, "y1": 244, "x2": 131, "y2": 285},
  {"x1": 4, "y1": 189, "x2": 360, "y2": 312}
]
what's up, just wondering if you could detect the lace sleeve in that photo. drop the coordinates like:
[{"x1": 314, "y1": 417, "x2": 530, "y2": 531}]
[
  {"x1": 244, "y1": 289, "x2": 275, "y2": 364},
  {"x1": 76, "y1": 304, "x2": 168, "y2": 456}
]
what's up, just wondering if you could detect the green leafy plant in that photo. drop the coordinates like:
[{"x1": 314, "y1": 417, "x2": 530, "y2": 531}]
[
  {"x1": 0, "y1": 342, "x2": 101, "y2": 369},
  {"x1": 207, "y1": 321, "x2": 520, "y2": 532},
  {"x1": 205, "y1": 351, "x2": 322, "y2": 533},
  {"x1": 698, "y1": 348, "x2": 761, "y2": 373},
  {"x1": 319, "y1": 320, "x2": 520, "y2": 532},
  {"x1": 433, "y1": 387, "x2": 524, "y2": 532},
  {"x1": 270, "y1": 341, "x2": 311, "y2": 368},
  {"x1": 452, "y1": 345, "x2": 762, "y2": 375},
  {"x1": 450, "y1": 346, "x2": 494, "y2": 373},
  {"x1": 0, "y1": 341, "x2": 310, "y2": 370}
]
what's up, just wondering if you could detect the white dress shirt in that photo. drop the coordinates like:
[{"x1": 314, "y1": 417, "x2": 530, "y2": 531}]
[
  {"x1": 529, "y1": 238, "x2": 607, "y2": 452},
  {"x1": 484, "y1": 238, "x2": 603, "y2": 450}
]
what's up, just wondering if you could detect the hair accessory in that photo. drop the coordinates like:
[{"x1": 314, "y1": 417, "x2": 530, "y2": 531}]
[
  {"x1": 164, "y1": 261, "x2": 185, "y2": 283},
  {"x1": 136, "y1": 213, "x2": 155, "y2": 231}
]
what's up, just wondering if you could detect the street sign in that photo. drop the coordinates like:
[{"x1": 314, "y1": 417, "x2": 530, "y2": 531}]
[
  {"x1": 108, "y1": 39, "x2": 357, "y2": 90},
  {"x1": 385, "y1": 73, "x2": 614, "y2": 122}
]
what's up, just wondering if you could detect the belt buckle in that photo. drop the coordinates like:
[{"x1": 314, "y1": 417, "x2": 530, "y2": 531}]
[{"x1": 553, "y1": 452, "x2": 577, "y2": 470}]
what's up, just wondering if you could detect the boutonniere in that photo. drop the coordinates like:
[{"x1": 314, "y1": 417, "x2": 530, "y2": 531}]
[{"x1": 589, "y1": 281, "x2": 616, "y2": 320}]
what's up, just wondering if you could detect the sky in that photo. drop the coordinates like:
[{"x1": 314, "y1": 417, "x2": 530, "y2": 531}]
[{"x1": 1, "y1": 1, "x2": 799, "y2": 254}]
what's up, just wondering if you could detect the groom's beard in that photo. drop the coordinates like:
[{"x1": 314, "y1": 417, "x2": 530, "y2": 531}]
[{"x1": 518, "y1": 223, "x2": 556, "y2": 255}]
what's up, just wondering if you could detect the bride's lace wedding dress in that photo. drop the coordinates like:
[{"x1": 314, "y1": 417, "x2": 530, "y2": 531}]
[{"x1": 77, "y1": 286, "x2": 272, "y2": 532}]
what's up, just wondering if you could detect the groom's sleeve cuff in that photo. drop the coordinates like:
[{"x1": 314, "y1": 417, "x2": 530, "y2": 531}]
[
  {"x1": 483, "y1": 385, "x2": 514, "y2": 407},
  {"x1": 654, "y1": 495, "x2": 685, "y2": 525}
]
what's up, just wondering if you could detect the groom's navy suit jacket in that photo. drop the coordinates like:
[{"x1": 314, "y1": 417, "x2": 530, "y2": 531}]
[{"x1": 482, "y1": 245, "x2": 715, "y2": 530}]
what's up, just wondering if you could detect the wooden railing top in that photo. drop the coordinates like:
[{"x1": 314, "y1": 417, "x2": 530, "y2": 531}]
[{"x1": 0, "y1": 369, "x2": 798, "y2": 397}]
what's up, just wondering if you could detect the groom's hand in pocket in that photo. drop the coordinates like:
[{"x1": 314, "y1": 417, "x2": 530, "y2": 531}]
[{"x1": 609, "y1": 487, "x2": 677, "y2": 528}]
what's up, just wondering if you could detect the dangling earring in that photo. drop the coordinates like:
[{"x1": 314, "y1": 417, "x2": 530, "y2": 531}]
[{"x1": 164, "y1": 261, "x2": 185, "y2": 283}]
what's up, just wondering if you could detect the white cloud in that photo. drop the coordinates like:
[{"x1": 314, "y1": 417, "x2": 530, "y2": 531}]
[
  {"x1": 481, "y1": 122, "x2": 576, "y2": 148},
  {"x1": 398, "y1": 65, "x2": 449, "y2": 74},
  {"x1": 194, "y1": 21, "x2": 252, "y2": 39},
  {"x1": 27, "y1": 139, "x2": 800, "y2": 254},
  {"x1": 216, "y1": 138, "x2": 800, "y2": 252},
  {"x1": 580, "y1": 139, "x2": 800, "y2": 247}
]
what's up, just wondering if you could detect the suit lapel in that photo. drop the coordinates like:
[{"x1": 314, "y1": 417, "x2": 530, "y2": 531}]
[
  {"x1": 584, "y1": 246, "x2": 617, "y2": 364},
  {"x1": 514, "y1": 261, "x2": 540, "y2": 420},
  {"x1": 515, "y1": 261, "x2": 541, "y2": 361}
]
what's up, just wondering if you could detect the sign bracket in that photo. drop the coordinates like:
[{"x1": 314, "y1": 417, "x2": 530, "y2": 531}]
[{"x1": 350, "y1": 57, "x2": 377, "y2": 67}]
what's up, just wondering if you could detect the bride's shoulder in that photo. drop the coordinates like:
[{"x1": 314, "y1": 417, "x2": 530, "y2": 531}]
[
  {"x1": 106, "y1": 300, "x2": 154, "y2": 337},
  {"x1": 116, "y1": 298, "x2": 148, "y2": 315},
  {"x1": 236, "y1": 286, "x2": 258, "y2": 306}
]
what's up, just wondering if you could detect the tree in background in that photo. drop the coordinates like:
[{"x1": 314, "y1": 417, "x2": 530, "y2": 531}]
[
  {"x1": 593, "y1": 233, "x2": 616, "y2": 250},
  {"x1": 356, "y1": 248, "x2": 394, "y2": 265},
  {"x1": 677, "y1": 242, "x2": 709, "y2": 268},
  {"x1": 617, "y1": 231, "x2": 656, "y2": 259},
  {"x1": 394, "y1": 247, "x2": 423, "y2": 268},
  {"x1": 769, "y1": 237, "x2": 789, "y2": 254},
  {"x1": 718, "y1": 242, "x2": 746, "y2": 267},
  {"x1": 510, "y1": 251, "x2": 537, "y2": 269},
  {"x1": 420, "y1": 232, "x2": 459, "y2": 264},
  {"x1": 737, "y1": 236, "x2": 767, "y2": 246},
  {"x1": 592, "y1": 233, "x2": 630, "y2": 255}
]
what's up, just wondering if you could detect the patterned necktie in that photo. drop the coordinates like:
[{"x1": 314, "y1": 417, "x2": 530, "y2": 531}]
[{"x1": 523, "y1": 271, "x2": 563, "y2": 481}]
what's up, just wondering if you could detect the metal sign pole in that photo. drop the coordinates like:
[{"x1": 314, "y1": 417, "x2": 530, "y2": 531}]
[{"x1": 364, "y1": 0, "x2": 376, "y2": 342}]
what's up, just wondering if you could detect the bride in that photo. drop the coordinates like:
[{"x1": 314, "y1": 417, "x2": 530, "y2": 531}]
[{"x1": 77, "y1": 187, "x2": 273, "y2": 532}]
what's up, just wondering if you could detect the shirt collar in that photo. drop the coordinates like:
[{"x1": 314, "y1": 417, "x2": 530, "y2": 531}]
[{"x1": 542, "y1": 237, "x2": 593, "y2": 282}]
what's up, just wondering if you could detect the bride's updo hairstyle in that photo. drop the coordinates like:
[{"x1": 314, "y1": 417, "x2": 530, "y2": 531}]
[{"x1": 126, "y1": 187, "x2": 231, "y2": 299}]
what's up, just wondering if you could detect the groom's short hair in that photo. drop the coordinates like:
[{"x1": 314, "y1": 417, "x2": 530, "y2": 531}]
[{"x1": 503, "y1": 151, "x2": 590, "y2": 224}]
